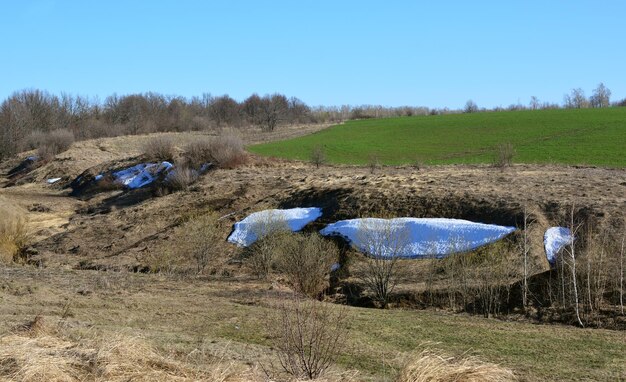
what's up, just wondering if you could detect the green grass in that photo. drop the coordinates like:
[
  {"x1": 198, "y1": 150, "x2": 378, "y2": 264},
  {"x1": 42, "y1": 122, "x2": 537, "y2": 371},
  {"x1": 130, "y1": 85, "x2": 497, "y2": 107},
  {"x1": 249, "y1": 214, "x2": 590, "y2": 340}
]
[{"x1": 249, "y1": 108, "x2": 626, "y2": 167}]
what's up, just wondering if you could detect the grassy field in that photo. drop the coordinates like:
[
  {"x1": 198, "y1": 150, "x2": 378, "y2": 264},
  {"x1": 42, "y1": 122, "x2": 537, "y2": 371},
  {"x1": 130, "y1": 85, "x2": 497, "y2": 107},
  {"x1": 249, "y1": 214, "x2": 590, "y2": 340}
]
[
  {"x1": 249, "y1": 108, "x2": 626, "y2": 167},
  {"x1": 1, "y1": 268, "x2": 625, "y2": 381}
]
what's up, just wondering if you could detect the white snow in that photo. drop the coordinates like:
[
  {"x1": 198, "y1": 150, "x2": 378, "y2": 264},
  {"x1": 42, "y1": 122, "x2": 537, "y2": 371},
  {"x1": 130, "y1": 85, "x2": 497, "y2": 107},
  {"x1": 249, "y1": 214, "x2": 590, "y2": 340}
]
[
  {"x1": 227, "y1": 207, "x2": 323, "y2": 247},
  {"x1": 112, "y1": 162, "x2": 173, "y2": 189},
  {"x1": 320, "y1": 218, "x2": 516, "y2": 259},
  {"x1": 544, "y1": 227, "x2": 573, "y2": 265},
  {"x1": 94, "y1": 174, "x2": 104, "y2": 181},
  {"x1": 46, "y1": 177, "x2": 62, "y2": 184}
]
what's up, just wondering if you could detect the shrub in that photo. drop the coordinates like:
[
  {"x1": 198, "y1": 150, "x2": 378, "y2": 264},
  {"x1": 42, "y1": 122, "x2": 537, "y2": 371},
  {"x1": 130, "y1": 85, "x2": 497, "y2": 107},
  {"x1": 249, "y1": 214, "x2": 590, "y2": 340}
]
[
  {"x1": 397, "y1": 349, "x2": 516, "y2": 382},
  {"x1": 182, "y1": 212, "x2": 222, "y2": 273},
  {"x1": 36, "y1": 129, "x2": 75, "y2": 160},
  {"x1": 165, "y1": 163, "x2": 198, "y2": 191},
  {"x1": 493, "y1": 143, "x2": 515, "y2": 168},
  {"x1": 0, "y1": 200, "x2": 29, "y2": 264},
  {"x1": 367, "y1": 153, "x2": 380, "y2": 174},
  {"x1": 208, "y1": 130, "x2": 246, "y2": 168},
  {"x1": 246, "y1": 213, "x2": 290, "y2": 278},
  {"x1": 271, "y1": 294, "x2": 346, "y2": 380},
  {"x1": 184, "y1": 137, "x2": 213, "y2": 168},
  {"x1": 143, "y1": 136, "x2": 176, "y2": 161},
  {"x1": 310, "y1": 145, "x2": 326, "y2": 168},
  {"x1": 276, "y1": 233, "x2": 339, "y2": 297}
]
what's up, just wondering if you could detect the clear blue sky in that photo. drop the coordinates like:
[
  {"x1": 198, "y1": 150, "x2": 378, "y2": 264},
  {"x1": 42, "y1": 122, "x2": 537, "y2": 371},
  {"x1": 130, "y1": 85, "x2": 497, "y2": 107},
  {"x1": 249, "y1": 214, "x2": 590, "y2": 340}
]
[{"x1": 1, "y1": 0, "x2": 624, "y2": 109}]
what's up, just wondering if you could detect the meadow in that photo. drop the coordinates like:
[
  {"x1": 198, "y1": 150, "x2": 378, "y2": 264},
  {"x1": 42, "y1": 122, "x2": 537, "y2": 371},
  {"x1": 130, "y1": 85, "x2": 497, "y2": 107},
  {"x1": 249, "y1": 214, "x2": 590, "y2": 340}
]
[{"x1": 249, "y1": 108, "x2": 626, "y2": 167}]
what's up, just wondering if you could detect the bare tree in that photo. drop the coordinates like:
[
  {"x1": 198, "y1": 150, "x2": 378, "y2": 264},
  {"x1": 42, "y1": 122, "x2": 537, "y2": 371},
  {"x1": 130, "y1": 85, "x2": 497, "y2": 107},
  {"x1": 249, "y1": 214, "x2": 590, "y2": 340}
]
[
  {"x1": 464, "y1": 100, "x2": 478, "y2": 113},
  {"x1": 520, "y1": 207, "x2": 533, "y2": 309},
  {"x1": 620, "y1": 232, "x2": 625, "y2": 315},
  {"x1": 590, "y1": 83, "x2": 611, "y2": 108},
  {"x1": 529, "y1": 96, "x2": 540, "y2": 110},
  {"x1": 310, "y1": 145, "x2": 326, "y2": 168},
  {"x1": 564, "y1": 205, "x2": 584, "y2": 327},
  {"x1": 270, "y1": 294, "x2": 346, "y2": 380},
  {"x1": 565, "y1": 88, "x2": 589, "y2": 109},
  {"x1": 355, "y1": 218, "x2": 410, "y2": 308}
]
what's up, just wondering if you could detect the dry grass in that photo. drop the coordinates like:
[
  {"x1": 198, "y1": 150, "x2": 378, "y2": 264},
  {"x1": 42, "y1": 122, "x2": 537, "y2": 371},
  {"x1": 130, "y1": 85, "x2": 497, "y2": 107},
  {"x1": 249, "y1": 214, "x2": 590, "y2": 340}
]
[
  {"x1": 0, "y1": 316, "x2": 255, "y2": 382},
  {"x1": 166, "y1": 163, "x2": 199, "y2": 191},
  {"x1": 143, "y1": 136, "x2": 176, "y2": 161},
  {"x1": 207, "y1": 130, "x2": 246, "y2": 168},
  {"x1": 397, "y1": 349, "x2": 517, "y2": 382},
  {"x1": 0, "y1": 197, "x2": 29, "y2": 264}
]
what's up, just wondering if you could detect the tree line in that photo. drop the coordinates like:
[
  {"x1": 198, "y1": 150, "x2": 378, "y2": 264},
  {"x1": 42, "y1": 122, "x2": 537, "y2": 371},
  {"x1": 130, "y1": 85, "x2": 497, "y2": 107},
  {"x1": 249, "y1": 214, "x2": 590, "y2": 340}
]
[{"x1": 1, "y1": 83, "x2": 624, "y2": 160}]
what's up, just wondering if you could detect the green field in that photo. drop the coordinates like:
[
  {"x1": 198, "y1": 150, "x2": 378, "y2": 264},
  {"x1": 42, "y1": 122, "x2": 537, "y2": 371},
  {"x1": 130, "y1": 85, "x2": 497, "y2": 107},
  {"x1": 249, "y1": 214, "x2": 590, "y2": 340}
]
[{"x1": 250, "y1": 108, "x2": 626, "y2": 167}]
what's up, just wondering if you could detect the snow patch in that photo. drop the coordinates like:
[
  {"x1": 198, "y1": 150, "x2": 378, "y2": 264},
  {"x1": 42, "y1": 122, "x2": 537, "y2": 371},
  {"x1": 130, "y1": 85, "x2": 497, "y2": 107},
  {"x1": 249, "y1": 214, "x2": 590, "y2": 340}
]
[
  {"x1": 46, "y1": 177, "x2": 62, "y2": 184},
  {"x1": 544, "y1": 227, "x2": 573, "y2": 265},
  {"x1": 227, "y1": 207, "x2": 323, "y2": 247},
  {"x1": 112, "y1": 162, "x2": 173, "y2": 189},
  {"x1": 320, "y1": 218, "x2": 516, "y2": 259}
]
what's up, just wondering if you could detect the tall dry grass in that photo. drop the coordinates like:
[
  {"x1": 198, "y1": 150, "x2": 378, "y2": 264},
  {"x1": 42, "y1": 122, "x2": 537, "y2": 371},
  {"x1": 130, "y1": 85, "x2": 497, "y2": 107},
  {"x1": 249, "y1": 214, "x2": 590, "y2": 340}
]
[
  {"x1": 0, "y1": 316, "x2": 255, "y2": 382},
  {"x1": 397, "y1": 349, "x2": 516, "y2": 382},
  {"x1": 0, "y1": 197, "x2": 29, "y2": 264}
]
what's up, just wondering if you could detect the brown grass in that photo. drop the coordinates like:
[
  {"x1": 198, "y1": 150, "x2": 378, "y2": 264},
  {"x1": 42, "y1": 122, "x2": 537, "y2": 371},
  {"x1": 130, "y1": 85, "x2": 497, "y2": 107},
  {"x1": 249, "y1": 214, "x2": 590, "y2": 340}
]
[
  {"x1": 397, "y1": 349, "x2": 517, "y2": 382},
  {"x1": 0, "y1": 197, "x2": 29, "y2": 264},
  {"x1": 0, "y1": 316, "x2": 255, "y2": 382},
  {"x1": 166, "y1": 163, "x2": 198, "y2": 191},
  {"x1": 207, "y1": 130, "x2": 246, "y2": 168}
]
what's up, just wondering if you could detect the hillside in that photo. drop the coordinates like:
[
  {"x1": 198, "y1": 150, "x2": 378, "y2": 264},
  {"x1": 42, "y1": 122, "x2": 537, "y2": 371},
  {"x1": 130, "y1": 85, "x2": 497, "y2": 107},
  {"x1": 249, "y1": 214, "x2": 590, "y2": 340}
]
[{"x1": 249, "y1": 108, "x2": 626, "y2": 167}]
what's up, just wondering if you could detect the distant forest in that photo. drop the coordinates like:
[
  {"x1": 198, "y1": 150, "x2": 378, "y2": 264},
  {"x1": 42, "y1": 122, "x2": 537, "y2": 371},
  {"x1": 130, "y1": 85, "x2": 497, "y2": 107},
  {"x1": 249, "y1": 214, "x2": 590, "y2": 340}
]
[{"x1": 0, "y1": 83, "x2": 623, "y2": 160}]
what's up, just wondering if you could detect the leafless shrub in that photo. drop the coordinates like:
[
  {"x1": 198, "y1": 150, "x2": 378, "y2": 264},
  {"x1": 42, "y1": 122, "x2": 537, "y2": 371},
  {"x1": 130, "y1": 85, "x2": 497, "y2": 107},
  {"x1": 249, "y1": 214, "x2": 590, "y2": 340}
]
[
  {"x1": 397, "y1": 349, "x2": 516, "y2": 382},
  {"x1": 143, "y1": 136, "x2": 176, "y2": 161},
  {"x1": 246, "y1": 213, "x2": 290, "y2": 279},
  {"x1": 208, "y1": 130, "x2": 246, "y2": 168},
  {"x1": 354, "y1": 218, "x2": 410, "y2": 308},
  {"x1": 367, "y1": 153, "x2": 380, "y2": 174},
  {"x1": 270, "y1": 294, "x2": 347, "y2": 380},
  {"x1": 276, "y1": 233, "x2": 339, "y2": 297},
  {"x1": 185, "y1": 137, "x2": 214, "y2": 168},
  {"x1": 165, "y1": 163, "x2": 198, "y2": 191},
  {"x1": 182, "y1": 212, "x2": 222, "y2": 273},
  {"x1": 493, "y1": 143, "x2": 515, "y2": 168},
  {"x1": 0, "y1": 199, "x2": 29, "y2": 264},
  {"x1": 310, "y1": 145, "x2": 326, "y2": 168},
  {"x1": 36, "y1": 129, "x2": 75, "y2": 160}
]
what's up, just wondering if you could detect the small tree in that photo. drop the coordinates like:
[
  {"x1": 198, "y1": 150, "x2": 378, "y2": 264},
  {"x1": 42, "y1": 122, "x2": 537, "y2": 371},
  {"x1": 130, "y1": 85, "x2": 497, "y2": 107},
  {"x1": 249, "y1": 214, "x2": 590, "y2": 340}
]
[
  {"x1": 181, "y1": 212, "x2": 221, "y2": 273},
  {"x1": 310, "y1": 145, "x2": 326, "y2": 168},
  {"x1": 529, "y1": 96, "x2": 540, "y2": 110},
  {"x1": 493, "y1": 143, "x2": 515, "y2": 168},
  {"x1": 590, "y1": 83, "x2": 611, "y2": 108},
  {"x1": 464, "y1": 100, "x2": 478, "y2": 113},
  {"x1": 276, "y1": 233, "x2": 339, "y2": 297},
  {"x1": 355, "y1": 218, "x2": 409, "y2": 308},
  {"x1": 271, "y1": 294, "x2": 346, "y2": 380}
]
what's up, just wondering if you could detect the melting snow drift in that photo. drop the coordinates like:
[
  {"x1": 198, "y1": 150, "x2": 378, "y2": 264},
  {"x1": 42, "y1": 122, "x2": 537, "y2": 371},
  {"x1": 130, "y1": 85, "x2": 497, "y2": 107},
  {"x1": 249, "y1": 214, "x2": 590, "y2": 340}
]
[
  {"x1": 320, "y1": 218, "x2": 516, "y2": 259},
  {"x1": 544, "y1": 227, "x2": 573, "y2": 265},
  {"x1": 227, "y1": 207, "x2": 323, "y2": 247},
  {"x1": 112, "y1": 162, "x2": 173, "y2": 189}
]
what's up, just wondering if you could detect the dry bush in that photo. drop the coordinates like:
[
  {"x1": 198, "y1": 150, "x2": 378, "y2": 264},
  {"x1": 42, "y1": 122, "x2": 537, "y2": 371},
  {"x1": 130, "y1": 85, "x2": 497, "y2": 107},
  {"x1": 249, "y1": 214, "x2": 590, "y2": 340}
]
[
  {"x1": 185, "y1": 137, "x2": 214, "y2": 168},
  {"x1": 397, "y1": 349, "x2": 516, "y2": 382},
  {"x1": 208, "y1": 130, "x2": 246, "y2": 168},
  {"x1": 493, "y1": 143, "x2": 515, "y2": 168},
  {"x1": 36, "y1": 129, "x2": 75, "y2": 160},
  {"x1": 0, "y1": 198, "x2": 29, "y2": 264},
  {"x1": 143, "y1": 136, "x2": 176, "y2": 161},
  {"x1": 310, "y1": 145, "x2": 326, "y2": 168},
  {"x1": 367, "y1": 153, "x2": 380, "y2": 174},
  {"x1": 355, "y1": 218, "x2": 410, "y2": 308},
  {"x1": 246, "y1": 212, "x2": 291, "y2": 279},
  {"x1": 181, "y1": 212, "x2": 222, "y2": 273},
  {"x1": 0, "y1": 316, "x2": 254, "y2": 382},
  {"x1": 166, "y1": 163, "x2": 199, "y2": 191},
  {"x1": 276, "y1": 233, "x2": 339, "y2": 297},
  {"x1": 269, "y1": 294, "x2": 347, "y2": 380}
]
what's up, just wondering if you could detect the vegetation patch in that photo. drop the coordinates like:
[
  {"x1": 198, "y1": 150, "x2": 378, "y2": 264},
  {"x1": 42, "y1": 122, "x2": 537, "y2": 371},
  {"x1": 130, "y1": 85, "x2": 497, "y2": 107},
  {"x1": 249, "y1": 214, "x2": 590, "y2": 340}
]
[{"x1": 249, "y1": 108, "x2": 626, "y2": 167}]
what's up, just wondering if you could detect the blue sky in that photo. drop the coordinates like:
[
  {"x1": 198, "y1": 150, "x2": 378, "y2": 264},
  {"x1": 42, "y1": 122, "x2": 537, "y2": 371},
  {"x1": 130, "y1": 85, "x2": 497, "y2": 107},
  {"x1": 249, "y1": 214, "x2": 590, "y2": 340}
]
[{"x1": 1, "y1": 1, "x2": 624, "y2": 109}]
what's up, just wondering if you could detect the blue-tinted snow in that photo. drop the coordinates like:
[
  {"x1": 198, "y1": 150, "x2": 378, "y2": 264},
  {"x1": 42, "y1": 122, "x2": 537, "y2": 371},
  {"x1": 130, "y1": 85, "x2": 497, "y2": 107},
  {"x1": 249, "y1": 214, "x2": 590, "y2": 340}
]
[
  {"x1": 112, "y1": 161, "x2": 173, "y2": 189},
  {"x1": 227, "y1": 207, "x2": 323, "y2": 247},
  {"x1": 320, "y1": 218, "x2": 516, "y2": 259},
  {"x1": 544, "y1": 227, "x2": 573, "y2": 265}
]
